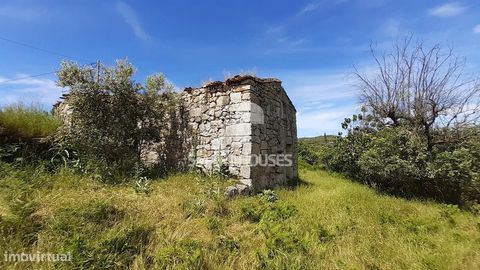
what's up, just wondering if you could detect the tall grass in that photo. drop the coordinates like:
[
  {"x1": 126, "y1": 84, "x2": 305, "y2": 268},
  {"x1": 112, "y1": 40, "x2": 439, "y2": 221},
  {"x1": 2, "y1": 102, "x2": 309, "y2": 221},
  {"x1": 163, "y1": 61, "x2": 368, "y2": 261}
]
[
  {"x1": 0, "y1": 103, "x2": 60, "y2": 139},
  {"x1": 0, "y1": 162, "x2": 479, "y2": 269}
]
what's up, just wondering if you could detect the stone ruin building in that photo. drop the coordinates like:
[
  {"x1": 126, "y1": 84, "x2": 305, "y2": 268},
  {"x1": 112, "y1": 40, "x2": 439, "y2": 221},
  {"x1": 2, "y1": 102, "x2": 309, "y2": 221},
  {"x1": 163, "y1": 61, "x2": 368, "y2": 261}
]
[
  {"x1": 182, "y1": 76, "x2": 298, "y2": 193},
  {"x1": 56, "y1": 75, "x2": 298, "y2": 194}
]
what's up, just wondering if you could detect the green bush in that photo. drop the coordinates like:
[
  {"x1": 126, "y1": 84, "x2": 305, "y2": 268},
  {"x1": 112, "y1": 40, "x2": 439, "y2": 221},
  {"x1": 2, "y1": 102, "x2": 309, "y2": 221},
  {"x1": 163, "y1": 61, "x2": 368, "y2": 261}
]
[
  {"x1": 357, "y1": 128, "x2": 429, "y2": 195},
  {"x1": 56, "y1": 61, "x2": 176, "y2": 174},
  {"x1": 322, "y1": 120, "x2": 480, "y2": 205},
  {"x1": 298, "y1": 141, "x2": 321, "y2": 166},
  {"x1": 426, "y1": 139, "x2": 480, "y2": 205}
]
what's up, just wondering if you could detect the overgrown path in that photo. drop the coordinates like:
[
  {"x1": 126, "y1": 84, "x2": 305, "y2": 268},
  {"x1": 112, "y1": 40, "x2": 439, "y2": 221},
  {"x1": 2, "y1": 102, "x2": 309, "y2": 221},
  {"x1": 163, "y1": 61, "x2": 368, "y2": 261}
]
[{"x1": 0, "y1": 164, "x2": 479, "y2": 269}]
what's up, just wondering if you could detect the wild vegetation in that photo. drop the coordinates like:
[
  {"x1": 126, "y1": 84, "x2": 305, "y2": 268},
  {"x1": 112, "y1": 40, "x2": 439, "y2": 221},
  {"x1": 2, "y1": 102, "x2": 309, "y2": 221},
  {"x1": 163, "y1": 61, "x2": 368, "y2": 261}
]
[
  {"x1": 56, "y1": 60, "x2": 177, "y2": 176},
  {"x1": 312, "y1": 38, "x2": 480, "y2": 208},
  {"x1": 0, "y1": 104, "x2": 60, "y2": 140},
  {"x1": 0, "y1": 161, "x2": 479, "y2": 269},
  {"x1": 0, "y1": 50, "x2": 479, "y2": 269},
  {"x1": 0, "y1": 104, "x2": 60, "y2": 164}
]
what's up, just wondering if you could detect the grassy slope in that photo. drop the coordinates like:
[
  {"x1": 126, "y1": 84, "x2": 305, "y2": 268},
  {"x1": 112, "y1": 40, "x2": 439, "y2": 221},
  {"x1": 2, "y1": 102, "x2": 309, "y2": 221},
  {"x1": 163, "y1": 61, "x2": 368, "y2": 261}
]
[
  {"x1": 0, "y1": 164, "x2": 479, "y2": 269},
  {"x1": 0, "y1": 104, "x2": 60, "y2": 139}
]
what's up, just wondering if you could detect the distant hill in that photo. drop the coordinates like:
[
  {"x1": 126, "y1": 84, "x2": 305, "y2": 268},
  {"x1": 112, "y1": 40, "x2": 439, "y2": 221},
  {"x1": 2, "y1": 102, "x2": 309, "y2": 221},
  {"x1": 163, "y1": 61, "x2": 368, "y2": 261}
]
[{"x1": 299, "y1": 135, "x2": 337, "y2": 151}]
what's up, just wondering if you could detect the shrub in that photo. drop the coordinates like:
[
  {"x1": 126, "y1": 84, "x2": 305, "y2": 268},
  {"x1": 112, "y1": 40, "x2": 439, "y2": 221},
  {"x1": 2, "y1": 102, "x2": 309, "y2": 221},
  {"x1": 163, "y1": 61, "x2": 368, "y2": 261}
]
[
  {"x1": 323, "y1": 117, "x2": 480, "y2": 205},
  {"x1": 298, "y1": 141, "x2": 321, "y2": 166},
  {"x1": 426, "y1": 139, "x2": 480, "y2": 205},
  {"x1": 357, "y1": 128, "x2": 429, "y2": 196},
  {"x1": 56, "y1": 60, "x2": 176, "y2": 173}
]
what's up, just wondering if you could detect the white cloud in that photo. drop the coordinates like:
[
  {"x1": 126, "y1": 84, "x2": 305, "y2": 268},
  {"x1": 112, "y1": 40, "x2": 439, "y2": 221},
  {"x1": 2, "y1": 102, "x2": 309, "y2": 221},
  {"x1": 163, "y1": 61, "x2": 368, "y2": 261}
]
[
  {"x1": 297, "y1": 0, "x2": 351, "y2": 16},
  {"x1": 264, "y1": 69, "x2": 359, "y2": 136},
  {"x1": 428, "y1": 2, "x2": 465, "y2": 17},
  {"x1": 263, "y1": 26, "x2": 308, "y2": 51},
  {"x1": 116, "y1": 1, "x2": 151, "y2": 41},
  {"x1": 0, "y1": 75, "x2": 64, "y2": 109},
  {"x1": 474, "y1": 24, "x2": 480, "y2": 34},
  {"x1": 297, "y1": 107, "x2": 354, "y2": 137},
  {"x1": 298, "y1": 2, "x2": 324, "y2": 15}
]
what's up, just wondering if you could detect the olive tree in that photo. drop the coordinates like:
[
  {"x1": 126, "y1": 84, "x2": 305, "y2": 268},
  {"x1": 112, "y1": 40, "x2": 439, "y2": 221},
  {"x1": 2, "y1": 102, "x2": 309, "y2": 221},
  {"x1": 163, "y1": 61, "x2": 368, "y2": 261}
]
[{"x1": 56, "y1": 60, "x2": 175, "y2": 172}]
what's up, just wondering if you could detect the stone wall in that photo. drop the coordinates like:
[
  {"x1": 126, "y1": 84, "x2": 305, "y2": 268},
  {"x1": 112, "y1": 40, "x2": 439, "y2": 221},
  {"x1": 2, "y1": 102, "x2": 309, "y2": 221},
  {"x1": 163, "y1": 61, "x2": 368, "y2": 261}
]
[
  {"x1": 55, "y1": 75, "x2": 298, "y2": 192},
  {"x1": 182, "y1": 75, "x2": 297, "y2": 191}
]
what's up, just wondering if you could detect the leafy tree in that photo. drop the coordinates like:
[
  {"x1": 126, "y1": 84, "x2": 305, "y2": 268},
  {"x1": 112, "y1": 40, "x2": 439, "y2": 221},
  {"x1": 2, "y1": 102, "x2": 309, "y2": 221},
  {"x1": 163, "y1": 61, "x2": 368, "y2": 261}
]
[{"x1": 56, "y1": 60, "x2": 175, "y2": 173}]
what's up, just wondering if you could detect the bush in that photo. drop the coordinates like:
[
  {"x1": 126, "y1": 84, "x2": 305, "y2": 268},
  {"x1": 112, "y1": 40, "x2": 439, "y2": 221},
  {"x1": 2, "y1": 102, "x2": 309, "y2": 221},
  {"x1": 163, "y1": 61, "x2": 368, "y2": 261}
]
[
  {"x1": 357, "y1": 128, "x2": 429, "y2": 196},
  {"x1": 56, "y1": 61, "x2": 176, "y2": 174},
  {"x1": 322, "y1": 120, "x2": 480, "y2": 205},
  {"x1": 426, "y1": 139, "x2": 480, "y2": 205},
  {"x1": 298, "y1": 141, "x2": 321, "y2": 166}
]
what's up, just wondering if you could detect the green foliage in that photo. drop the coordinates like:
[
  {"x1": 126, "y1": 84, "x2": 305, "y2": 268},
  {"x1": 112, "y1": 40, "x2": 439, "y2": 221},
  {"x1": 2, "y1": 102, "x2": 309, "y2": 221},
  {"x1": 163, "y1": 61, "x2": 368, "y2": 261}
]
[
  {"x1": 133, "y1": 176, "x2": 153, "y2": 195},
  {"x1": 56, "y1": 60, "x2": 176, "y2": 173},
  {"x1": 258, "y1": 189, "x2": 279, "y2": 202},
  {"x1": 426, "y1": 139, "x2": 480, "y2": 205},
  {"x1": 357, "y1": 128, "x2": 429, "y2": 194},
  {"x1": 256, "y1": 198, "x2": 308, "y2": 269},
  {"x1": 321, "y1": 111, "x2": 480, "y2": 205},
  {"x1": 0, "y1": 103, "x2": 60, "y2": 140},
  {"x1": 298, "y1": 140, "x2": 321, "y2": 166}
]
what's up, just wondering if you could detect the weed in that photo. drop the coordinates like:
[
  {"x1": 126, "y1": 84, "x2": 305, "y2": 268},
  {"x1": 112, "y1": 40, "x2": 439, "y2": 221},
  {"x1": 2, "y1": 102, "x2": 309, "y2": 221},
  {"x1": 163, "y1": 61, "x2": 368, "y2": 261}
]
[{"x1": 134, "y1": 176, "x2": 152, "y2": 195}]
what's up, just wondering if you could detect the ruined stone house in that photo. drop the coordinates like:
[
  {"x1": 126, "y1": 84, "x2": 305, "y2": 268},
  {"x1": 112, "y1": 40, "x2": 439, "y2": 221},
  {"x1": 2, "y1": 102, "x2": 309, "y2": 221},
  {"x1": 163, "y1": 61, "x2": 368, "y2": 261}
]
[{"x1": 56, "y1": 75, "x2": 298, "y2": 192}]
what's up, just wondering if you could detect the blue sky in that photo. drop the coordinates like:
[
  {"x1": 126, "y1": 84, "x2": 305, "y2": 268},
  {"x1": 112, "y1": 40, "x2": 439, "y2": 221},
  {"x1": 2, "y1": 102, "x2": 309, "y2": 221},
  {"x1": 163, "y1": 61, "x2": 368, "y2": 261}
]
[{"x1": 0, "y1": 0, "x2": 479, "y2": 137}]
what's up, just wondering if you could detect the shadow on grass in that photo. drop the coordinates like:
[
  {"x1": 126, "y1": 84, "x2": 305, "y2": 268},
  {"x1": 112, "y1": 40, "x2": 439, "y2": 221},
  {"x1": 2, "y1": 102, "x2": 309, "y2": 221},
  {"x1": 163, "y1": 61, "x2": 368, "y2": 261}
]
[{"x1": 282, "y1": 177, "x2": 312, "y2": 191}]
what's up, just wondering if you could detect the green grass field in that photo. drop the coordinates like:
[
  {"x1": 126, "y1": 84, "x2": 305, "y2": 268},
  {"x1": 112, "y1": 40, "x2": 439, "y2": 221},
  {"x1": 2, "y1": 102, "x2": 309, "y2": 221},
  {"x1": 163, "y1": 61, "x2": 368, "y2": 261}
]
[{"x1": 1, "y1": 162, "x2": 479, "y2": 269}]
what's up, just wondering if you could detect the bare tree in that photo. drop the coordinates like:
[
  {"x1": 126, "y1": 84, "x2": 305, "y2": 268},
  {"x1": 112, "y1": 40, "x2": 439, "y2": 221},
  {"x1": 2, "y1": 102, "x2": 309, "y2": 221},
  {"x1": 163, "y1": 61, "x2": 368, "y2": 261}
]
[{"x1": 355, "y1": 36, "x2": 480, "y2": 150}]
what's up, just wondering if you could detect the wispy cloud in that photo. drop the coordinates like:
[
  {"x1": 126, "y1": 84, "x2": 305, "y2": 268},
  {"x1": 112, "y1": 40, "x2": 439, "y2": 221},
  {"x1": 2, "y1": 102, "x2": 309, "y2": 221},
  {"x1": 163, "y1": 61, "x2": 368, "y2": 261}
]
[
  {"x1": 116, "y1": 1, "x2": 151, "y2": 41},
  {"x1": 0, "y1": 75, "x2": 63, "y2": 108},
  {"x1": 298, "y1": 1, "x2": 324, "y2": 15},
  {"x1": 428, "y1": 2, "x2": 466, "y2": 17},
  {"x1": 269, "y1": 69, "x2": 358, "y2": 136},
  {"x1": 297, "y1": 0, "x2": 351, "y2": 16},
  {"x1": 474, "y1": 24, "x2": 480, "y2": 34},
  {"x1": 263, "y1": 26, "x2": 308, "y2": 52}
]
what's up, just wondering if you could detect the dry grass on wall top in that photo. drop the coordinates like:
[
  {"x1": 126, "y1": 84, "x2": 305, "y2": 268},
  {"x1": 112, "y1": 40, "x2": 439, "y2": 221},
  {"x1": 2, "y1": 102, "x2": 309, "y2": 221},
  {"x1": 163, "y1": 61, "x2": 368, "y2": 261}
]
[{"x1": 0, "y1": 103, "x2": 60, "y2": 139}]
